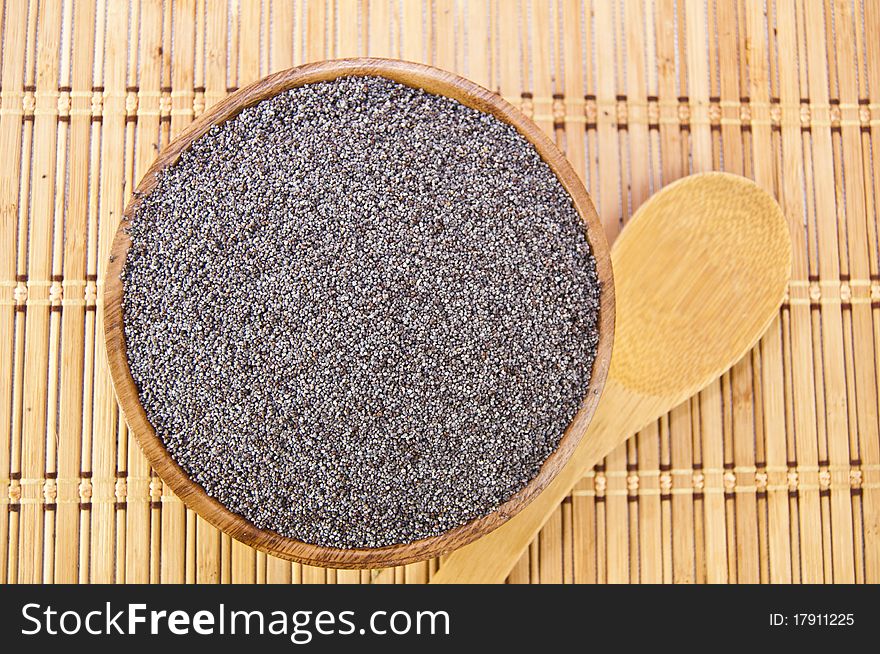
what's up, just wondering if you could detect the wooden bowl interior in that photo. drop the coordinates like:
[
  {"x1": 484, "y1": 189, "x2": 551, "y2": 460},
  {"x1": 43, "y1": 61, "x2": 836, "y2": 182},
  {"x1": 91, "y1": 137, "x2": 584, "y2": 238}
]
[{"x1": 102, "y1": 58, "x2": 615, "y2": 569}]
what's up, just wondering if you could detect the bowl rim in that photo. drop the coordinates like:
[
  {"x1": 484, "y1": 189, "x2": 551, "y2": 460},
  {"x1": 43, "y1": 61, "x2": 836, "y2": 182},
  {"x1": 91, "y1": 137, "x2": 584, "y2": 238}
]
[{"x1": 102, "y1": 57, "x2": 615, "y2": 569}]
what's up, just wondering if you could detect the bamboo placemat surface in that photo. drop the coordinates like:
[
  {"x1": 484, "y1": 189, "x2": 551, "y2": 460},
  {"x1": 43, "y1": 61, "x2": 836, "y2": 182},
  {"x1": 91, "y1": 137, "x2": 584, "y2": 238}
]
[{"x1": 1, "y1": 0, "x2": 878, "y2": 584}]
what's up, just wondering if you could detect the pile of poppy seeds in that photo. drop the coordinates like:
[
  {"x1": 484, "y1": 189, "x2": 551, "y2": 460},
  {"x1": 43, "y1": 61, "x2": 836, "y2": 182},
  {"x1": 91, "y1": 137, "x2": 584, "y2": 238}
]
[{"x1": 122, "y1": 76, "x2": 602, "y2": 549}]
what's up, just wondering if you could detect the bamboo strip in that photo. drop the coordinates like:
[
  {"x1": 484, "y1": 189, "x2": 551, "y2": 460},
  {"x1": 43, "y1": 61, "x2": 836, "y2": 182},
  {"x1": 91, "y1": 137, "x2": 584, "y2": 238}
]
[
  {"x1": 832, "y1": 0, "x2": 878, "y2": 584},
  {"x1": 194, "y1": 0, "x2": 206, "y2": 90},
  {"x1": 733, "y1": 353, "x2": 761, "y2": 583},
  {"x1": 602, "y1": 440, "x2": 628, "y2": 582},
  {"x1": 335, "y1": 0, "x2": 363, "y2": 59},
  {"x1": 433, "y1": 0, "x2": 456, "y2": 71},
  {"x1": 53, "y1": 0, "x2": 95, "y2": 585},
  {"x1": 239, "y1": 0, "x2": 262, "y2": 84},
  {"x1": 506, "y1": 545, "x2": 529, "y2": 584},
  {"x1": 21, "y1": 0, "x2": 37, "y2": 92},
  {"x1": 79, "y1": 0, "x2": 106, "y2": 584},
  {"x1": 825, "y1": 2, "x2": 854, "y2": 584},
  {"x1": 205, "y1": 0, "x2": 228, "y2": 106},
  {"x1": 561, "y1": 495, "x2": 574, "y2": 583},
  {"x1": 699, "y1": 380, "x2": 729, "y2": 582},
  {"x1": 465, "y1": 0, "x2": 490, "y2": 88},
  {"x1": 43, "y1": 0, "x2": 73, "y2": 585},
  {"x1": 670, "y1": 401, "x2": 697, "y2": 582},
  {"x1": 860, "y1": 0, "x2": 880, "y2": 584},
  {"x1": 804, "y1": 0, "x2": 855, "y2": 583},
  {"x1": 304, "y1": 0, "x2": 328, "y2": 63},
  {"x1": 559, "y1": 0, "x2": 585, "y2": 191},
  {"x1": 784, "y1": 0, "x2": 824, "y2": 583},
  {"x1": 717, "y1": 375, "x2": 737, "y2": 581},
  {"x1": 654, "y1": 0, "x2": 683, "y2": 185},
  {"x1": 684, "y1": 0, "x2": 711, "y2": 171},
  {"x1": 231, "y1": 539, "x2": 255, "y2": 583},
  {"x1": 526, "y1": 519, "x2": 539, "y2": 583},
  {"x1": 528, "y1": 0, "x2": 554, "y2": 138},
  {"x1": 739, "y1": 0, "x2": 779, "y2": 584},
  {"x1": 228, "y1": 0, "x2": 240, "y2": 89},
  {"x1": 689, "y1": 402, "x2": 706, "y2": 583},
  {"x1": 217, "y1": 532, "x2": 230, "y2": 582},
  {"x1": 0, "y1": 0, "x2": 30, "y2": 585},
  {"x1": 366, "y1": 0, "x2": 392, "y2": 58},
  {"x1": 656, "y1": 415, "x2": 673, "y2": 582},
  {"x1": 89, "y1": 0, "x2": 129, "y2": 584},
  {"x1": 400, "y1": 0, "x2": 424, "y2": 63},
  {"x1": 760, "y1": 308, "x2": 792, "y2": 583},
  {"x1": 270, "y1": 0, "x2": 295, "y2": 71},
  {"x1": 592, "y1": 0, "x2": 622, "y2": 241},
  {"x1": 765, "y1": 0, "x2": 803, "y2": 586},
  {"x1": 536, "y1": 503, "x2": 562, "y2": 583},
  {"x1": 570, "y1": 476, "x2": 595, "y2": 583},
  {"x1": 623, "y1": 0, "x2": 651, "y2": 206},
  {"x1": 496, "y1": 0, "x2": 522, "y2": 103},
  {"x1": 17, "y1": 0, "x2": 63, "y2": 585},
  {"x1": 634, "y1": 425, "x2": 660, "y2": 583}
]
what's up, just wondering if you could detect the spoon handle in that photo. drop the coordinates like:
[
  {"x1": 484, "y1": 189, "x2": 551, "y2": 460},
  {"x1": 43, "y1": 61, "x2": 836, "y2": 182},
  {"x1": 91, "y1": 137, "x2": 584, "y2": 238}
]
[{"x1": 428, "y1": 375, "x2": 662, "y2": 584}]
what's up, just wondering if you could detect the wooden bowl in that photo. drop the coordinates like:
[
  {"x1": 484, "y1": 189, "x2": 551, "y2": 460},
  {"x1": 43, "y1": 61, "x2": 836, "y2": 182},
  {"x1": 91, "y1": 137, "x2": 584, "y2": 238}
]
[{"x1": 103, "y1": 58, "x2": 615, "y2": 569}]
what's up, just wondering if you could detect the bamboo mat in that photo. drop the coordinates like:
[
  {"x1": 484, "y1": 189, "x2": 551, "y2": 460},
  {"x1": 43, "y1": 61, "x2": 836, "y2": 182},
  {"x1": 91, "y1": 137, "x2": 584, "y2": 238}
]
[{"x1": 1, "y1": 0, "x2": 878, "y2": 585}]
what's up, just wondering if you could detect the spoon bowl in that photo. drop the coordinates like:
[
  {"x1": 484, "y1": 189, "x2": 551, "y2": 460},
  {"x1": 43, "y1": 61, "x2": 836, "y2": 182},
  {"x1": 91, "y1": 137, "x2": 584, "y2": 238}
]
[{"x1": 611, "y1": 173, "x2": 791, "y2": 401}]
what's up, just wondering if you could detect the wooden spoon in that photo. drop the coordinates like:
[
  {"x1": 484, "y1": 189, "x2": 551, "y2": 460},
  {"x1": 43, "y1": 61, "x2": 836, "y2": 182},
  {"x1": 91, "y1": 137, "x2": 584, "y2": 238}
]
[{"x1": 423, "y1": 172, "x2": 791, "y2": 584}]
